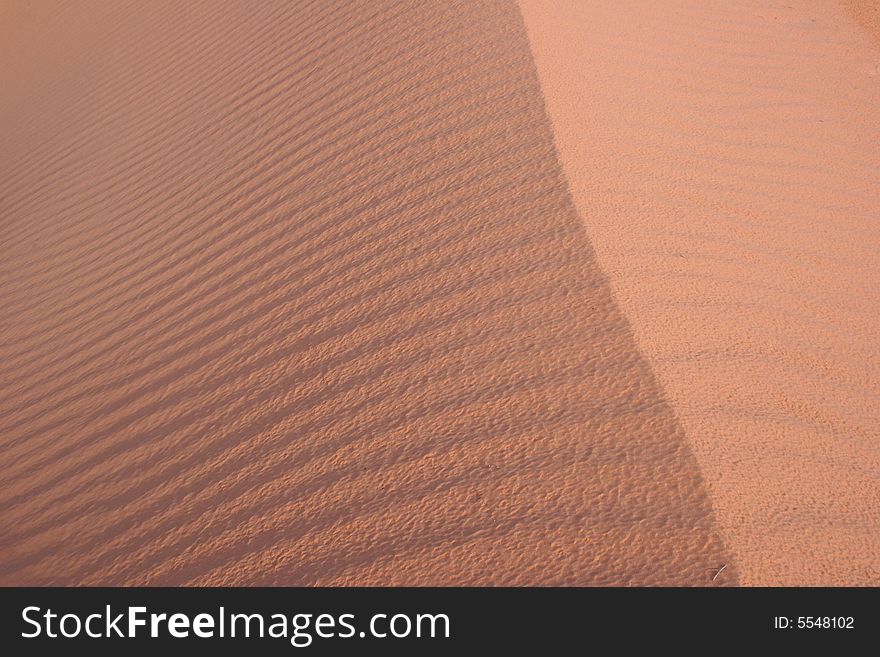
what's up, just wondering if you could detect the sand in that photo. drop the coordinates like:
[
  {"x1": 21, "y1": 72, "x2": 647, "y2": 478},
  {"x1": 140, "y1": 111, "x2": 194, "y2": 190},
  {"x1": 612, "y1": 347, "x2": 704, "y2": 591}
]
[
  {"x1": 520, "y1": 0, "x2": 880, "y2": 585},
  {"x1": 841, "y1": 0, "x2": 880, "y2": 43},
  {"x1": 1, "y1": 0, "x2": 875, "y2": 587},
  {"x1": 0, "y1": 1, "x2": 731, "y2": 585}
]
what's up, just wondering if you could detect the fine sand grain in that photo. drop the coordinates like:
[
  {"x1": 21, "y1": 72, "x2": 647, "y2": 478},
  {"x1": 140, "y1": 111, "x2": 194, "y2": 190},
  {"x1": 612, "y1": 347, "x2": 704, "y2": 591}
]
[
  {"x1": 841, "y1": 0, "x2": 880, "y2": 43},
  {"x1": 0, "y1": 1, "x2": 732, "y2": 585},
  {"x1": 520, "y1": 0, "x2": 880, "y2": 585}
]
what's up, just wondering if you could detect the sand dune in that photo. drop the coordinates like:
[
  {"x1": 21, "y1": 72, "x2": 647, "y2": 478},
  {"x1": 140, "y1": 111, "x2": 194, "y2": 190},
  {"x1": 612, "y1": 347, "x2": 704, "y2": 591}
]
[
  {"x1": 4, "y1": 0, "x2": 875, "y2": 587},
  {"x1": 0, "y1": 1, "x2": 732, "y2": 585},
  {"x1": 520, "y1": 0, "x2": 880, "y2": 584}
]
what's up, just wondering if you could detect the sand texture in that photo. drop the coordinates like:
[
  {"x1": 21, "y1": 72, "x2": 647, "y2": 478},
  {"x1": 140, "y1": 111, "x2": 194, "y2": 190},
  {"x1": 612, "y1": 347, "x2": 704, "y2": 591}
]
[
  {"x1": 0, "y1": 1, "x2": 733, "y2": 585},
  {"x1": 520, "y1": 0, "x2": 880, "y2": 585},
  {"x1": 841, "y1": 0, "x2": 880, "y2": 43},
  {"x1": 3, "y1": 0, "x2": 877, "y2": 587}
]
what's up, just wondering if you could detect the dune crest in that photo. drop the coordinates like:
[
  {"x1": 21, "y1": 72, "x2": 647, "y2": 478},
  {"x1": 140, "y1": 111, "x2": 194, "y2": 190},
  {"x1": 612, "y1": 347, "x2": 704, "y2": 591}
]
[{"x1": 0, "y1": 1, "x2": 732, "y2": 585}]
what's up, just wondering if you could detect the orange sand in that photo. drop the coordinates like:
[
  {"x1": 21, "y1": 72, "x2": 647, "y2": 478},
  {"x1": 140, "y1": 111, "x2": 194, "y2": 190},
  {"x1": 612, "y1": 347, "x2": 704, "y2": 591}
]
[
  {"x1": 0, "y1": 1, "x2": 732, "y2": 585},
  {"x1": 520, "y1": 0, "x2": 880, "y2": 585},
  {"x1": 841, "y1": 0, "x2": 880, "y2": 43}
]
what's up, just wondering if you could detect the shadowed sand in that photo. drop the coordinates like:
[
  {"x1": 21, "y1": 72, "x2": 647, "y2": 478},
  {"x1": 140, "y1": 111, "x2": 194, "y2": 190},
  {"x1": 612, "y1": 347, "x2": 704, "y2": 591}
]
[
  {"x1": 520, "y1": 0, "x2": 880, "y2": 585},
  {"x1": 0, "y1": 1, "x2": 732, "y2": 585}
]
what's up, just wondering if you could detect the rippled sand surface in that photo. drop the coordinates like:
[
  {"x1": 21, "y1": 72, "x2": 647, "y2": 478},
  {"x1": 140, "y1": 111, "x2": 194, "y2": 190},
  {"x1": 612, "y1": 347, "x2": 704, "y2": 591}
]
[{"x1": 0, "y1": 1, "x2": 732, "y2": 585}]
